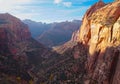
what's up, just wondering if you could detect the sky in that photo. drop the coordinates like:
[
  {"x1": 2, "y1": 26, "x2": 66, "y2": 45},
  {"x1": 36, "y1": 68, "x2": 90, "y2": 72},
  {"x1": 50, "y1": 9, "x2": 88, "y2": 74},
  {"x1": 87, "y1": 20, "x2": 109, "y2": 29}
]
[{"x1": 0, "y1": 0, "x2": 114, "y2": 23}]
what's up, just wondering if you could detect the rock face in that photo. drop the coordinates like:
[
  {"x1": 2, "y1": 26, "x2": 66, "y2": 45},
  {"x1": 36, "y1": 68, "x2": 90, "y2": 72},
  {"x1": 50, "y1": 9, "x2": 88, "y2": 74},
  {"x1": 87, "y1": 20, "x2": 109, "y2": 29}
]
[
  {"x1": 77, "y1": 1, "x2": 120, "y2": 84},
  {"x1": 0, "y1": 13, "x2": 56, "y2": 84},
  {"x1": 0, "y1": 13, "x2": 30, "y2": 40},
  {"x1": 53, "y1": 1, "x2": 106, "y2": 54},
  {"x1": 0, "y1": 13, "x2": 31, "y2": 55}
]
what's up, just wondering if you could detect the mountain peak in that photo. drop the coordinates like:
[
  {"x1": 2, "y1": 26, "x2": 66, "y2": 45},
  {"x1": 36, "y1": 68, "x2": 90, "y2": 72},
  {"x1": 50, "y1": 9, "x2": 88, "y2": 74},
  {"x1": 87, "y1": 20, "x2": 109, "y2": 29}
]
[
  {"x1": 76, "y1": 1, "x2": 120, "y2": 83},
  {"x1": 97, "y1": 0, "x2": 105, "y2": 4}
]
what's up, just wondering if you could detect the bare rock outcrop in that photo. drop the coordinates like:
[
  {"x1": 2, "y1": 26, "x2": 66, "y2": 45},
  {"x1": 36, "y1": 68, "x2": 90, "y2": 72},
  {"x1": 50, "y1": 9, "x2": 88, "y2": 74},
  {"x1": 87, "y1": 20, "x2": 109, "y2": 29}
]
[{"x1": 77, "y1": 1, "x2": 120, "y2": 84}]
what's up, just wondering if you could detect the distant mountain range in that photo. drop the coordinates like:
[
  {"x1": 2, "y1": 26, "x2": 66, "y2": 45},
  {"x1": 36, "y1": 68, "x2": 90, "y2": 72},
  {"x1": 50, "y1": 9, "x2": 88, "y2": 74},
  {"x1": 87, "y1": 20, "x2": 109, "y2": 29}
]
[
  {"x1": 23, "y1": 19, "x2": 51, "y2": 38},
  {"x1": 23, "y1": 20, "x2": 81, "y2": 47}
]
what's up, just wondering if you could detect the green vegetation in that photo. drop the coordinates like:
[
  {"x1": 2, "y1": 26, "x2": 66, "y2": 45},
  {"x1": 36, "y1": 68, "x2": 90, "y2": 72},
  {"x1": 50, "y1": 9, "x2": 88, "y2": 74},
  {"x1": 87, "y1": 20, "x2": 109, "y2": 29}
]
[{"x1": 30, "y1": 43, "x2": 88, "y2": 84}]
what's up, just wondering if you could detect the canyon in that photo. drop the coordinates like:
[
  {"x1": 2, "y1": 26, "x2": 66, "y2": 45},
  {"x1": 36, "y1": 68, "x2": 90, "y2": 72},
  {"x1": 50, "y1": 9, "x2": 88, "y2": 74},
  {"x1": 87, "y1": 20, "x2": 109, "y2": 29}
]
[
  {"x1": 23, "y1": 20, "x2": 81, "y2": 47},
  {"x1": 0, "y1": 0, "x2": 120, "y2": 84}
]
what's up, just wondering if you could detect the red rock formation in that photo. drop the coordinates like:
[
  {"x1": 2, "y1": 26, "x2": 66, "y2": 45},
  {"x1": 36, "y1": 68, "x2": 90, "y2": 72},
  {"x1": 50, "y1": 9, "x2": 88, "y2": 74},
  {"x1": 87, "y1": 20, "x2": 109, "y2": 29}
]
[
  {"x1": 0, "y1": 13, "x2": 58, "y2": 84},
  {"x1": 0, "y1": 13, "x2": 31, "y2": 55},
  {"x1": 79, "y1": 0, "x2": 106, "y2": 44},
  {"x1": 0, "y1": 13, "x2": 31, "y2": 40},
  {"x1": 77, "y1": 1, "x2": 120, "y2": 84}
]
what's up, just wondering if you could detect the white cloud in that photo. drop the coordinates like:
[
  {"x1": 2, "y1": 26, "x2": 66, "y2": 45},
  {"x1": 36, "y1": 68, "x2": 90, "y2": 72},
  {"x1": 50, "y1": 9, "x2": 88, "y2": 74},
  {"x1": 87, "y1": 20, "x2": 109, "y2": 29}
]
[
  {"x1": 0, "y1": 0, "x2": 32, "y2": 12},
  {"x1": 54, "y1": 0, "x2": 62, "y2": 4},
  {"x1": 0, "y1": 0, "x2": 91, "y2": 22},
  {"x1": 54, "y1": 0, "x2": 72, "y2": 7},
  {"x1": 13, "y1": 13, "x2": 38, "y2": 20},
  {"x1": 63, "y1": 2, "x2": 72, "y2": 7}
]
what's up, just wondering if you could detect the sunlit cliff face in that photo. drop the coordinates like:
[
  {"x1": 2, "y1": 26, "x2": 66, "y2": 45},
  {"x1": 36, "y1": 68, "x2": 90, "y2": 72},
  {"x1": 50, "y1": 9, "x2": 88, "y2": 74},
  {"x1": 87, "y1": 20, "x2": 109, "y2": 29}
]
[
  {"x1": 76, "y1": 1, "x2": 120, "y2": 83},
  {"x1": 78, "y1": 1, "x2": 120, "y2": 56}
]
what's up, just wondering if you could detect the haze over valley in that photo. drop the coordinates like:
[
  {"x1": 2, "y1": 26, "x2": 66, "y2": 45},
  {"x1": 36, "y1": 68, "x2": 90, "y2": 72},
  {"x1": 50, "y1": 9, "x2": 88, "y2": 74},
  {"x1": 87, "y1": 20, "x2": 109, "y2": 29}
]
[{"x1": 0, "y1": 0, "x2": 120, "y2": 84}]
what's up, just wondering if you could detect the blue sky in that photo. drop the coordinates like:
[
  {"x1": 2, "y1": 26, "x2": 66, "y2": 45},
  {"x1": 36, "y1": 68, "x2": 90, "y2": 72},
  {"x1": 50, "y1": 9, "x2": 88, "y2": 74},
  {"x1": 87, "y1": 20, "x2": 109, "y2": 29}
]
[{"x1": 0, "y1": 0, "x2": 113, "y2": 23}]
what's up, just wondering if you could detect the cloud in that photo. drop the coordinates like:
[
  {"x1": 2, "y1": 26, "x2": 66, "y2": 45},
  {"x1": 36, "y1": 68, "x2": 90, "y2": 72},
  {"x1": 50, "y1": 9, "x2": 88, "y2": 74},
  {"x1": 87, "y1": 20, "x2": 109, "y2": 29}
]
[
  {"x1": 0, "y1": 0, "x2": 32, "y2": 12},
  {"x1": 13, "y1": 13, "x2": 39, "y2": 20},
  {"x1": 54, "y1": 0, "x2": 72, "y2": 7},
  {"x1": 54, "y1": 0, "x2": 62, "y2": 4},
  {"x1": 0, "y1": 0, "x2": 91, "y2": 23},
  {"x1": 63, "y1": 2, "x2": 72, "y2": 7}
]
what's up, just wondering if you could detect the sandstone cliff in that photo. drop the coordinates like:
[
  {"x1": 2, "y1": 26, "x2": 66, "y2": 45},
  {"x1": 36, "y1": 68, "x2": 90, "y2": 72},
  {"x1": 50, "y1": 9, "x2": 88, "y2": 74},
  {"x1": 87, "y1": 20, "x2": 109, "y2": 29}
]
[
  {"x1": 0, "y1": 13, "x2": 31, "y2": 55},
  {"x1": 0, "y1": 13, "x2": 57, "y2": 84},
  {"x1": 77, "y1": 1, "x2": 120, "y2": 84}
]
